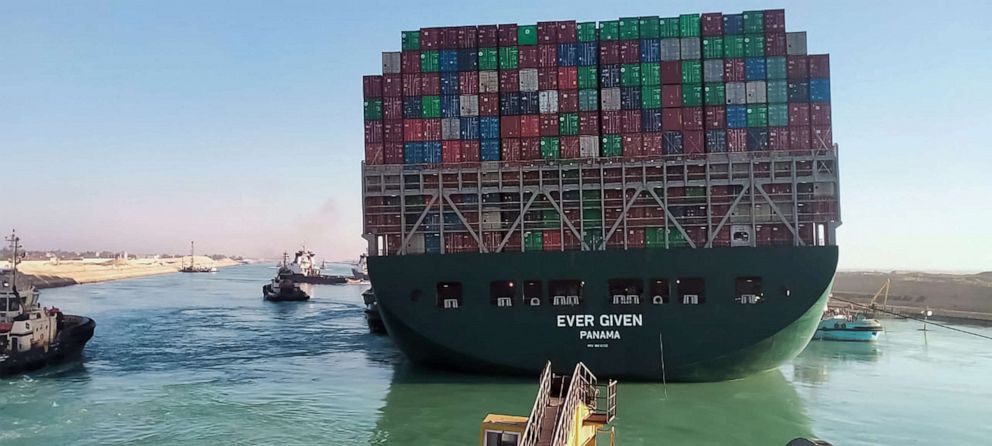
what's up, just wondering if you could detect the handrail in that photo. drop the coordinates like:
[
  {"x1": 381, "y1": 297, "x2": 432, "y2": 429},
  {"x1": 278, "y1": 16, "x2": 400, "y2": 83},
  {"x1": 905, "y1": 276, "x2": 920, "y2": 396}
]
[
  {"x1": 550, "y1": 362, "x2": 596, "y2": 446},
  {"x1": 520, "y1": 361, "x2": 554, "y2": 446}
]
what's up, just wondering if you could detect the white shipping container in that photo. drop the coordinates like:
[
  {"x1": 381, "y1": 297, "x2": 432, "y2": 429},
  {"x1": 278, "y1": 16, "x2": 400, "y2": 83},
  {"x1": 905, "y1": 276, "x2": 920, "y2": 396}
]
[
  {"x1": 786, "y1": 32, "x2": 807, "y2": 56},
  {"x1": 579, "y1": 136, "x2": 600, "y2": 157},
  {"x1": 405, "y1": 233, "x2": 426, "y2": 254},
  {"x1": 725, "y1": 82, "x2": 746, "y2": 105},
  {"x1": 680, "y1": 37, "x2": 701, "y2": 60},
  {"x1": 703, "y1": 59, "x2": 724, "y2": 83},
  {"x1": 382, "y1": 52, "x2": 401, "y2": 74},
  {"x1": 482, "y1": 211, "x2": 502, "y2": 230},
  {"x1": 442, "y1": 118, "x2": 461, "y2": 140},
  {"x1": 746, "y1": 81, "x2": 767, "y2": 103},
  {"x1": 600, "y1": 87, "x2": 621, "y2": 111},
  {"x1": 730, "y1": 224, "x2": 752, "y2": 247},
  {"x1": 660, "y1": 38, "x2": 681, "y2": 61},
  {"x1": 479, "y1": 71, "x2": 499, "y2": 93},
  {"x1": 519, "y1": 68, "x2": 539, "y2": 92},
  {"x1": 539, "y1": 90, "x2": 559, "y2": 114},
  {"x1": 460, "y1": 95, "x2": 479, "y2": 117}
]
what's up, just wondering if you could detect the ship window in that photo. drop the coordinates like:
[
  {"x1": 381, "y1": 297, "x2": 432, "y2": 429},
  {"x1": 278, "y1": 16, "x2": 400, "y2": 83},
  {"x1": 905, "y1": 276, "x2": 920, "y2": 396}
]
[
  {"x1": 549, "y1": 280, "x2": 583, "y2": 306},
  {"x1": 649, "y1": 279, "x2": 670, "y2": 304},
  {"x1": 485, "y1": 431, "x2": 520, "y2": 446},
  {"x1": 6, "y1": 299, "x2": 18, "y2": 312},
  {"x1": 523, "y1": 280, "x2": 543, "y2": 306},
  {"x1": 677, "y1": 278, "x2": 705, "y2": 304},
  {"x1": 490, "y1": 281, "x2": 517, "y2": 307},
  {"x1": 735, "y1": 277, "x2": 763, "y2": 304},
  {"x1": 608, "y1": 279, "x2": 643, "y2": 305},
  {"x1": 436, "y1": 282, "x2": 462, "y2": 309}
]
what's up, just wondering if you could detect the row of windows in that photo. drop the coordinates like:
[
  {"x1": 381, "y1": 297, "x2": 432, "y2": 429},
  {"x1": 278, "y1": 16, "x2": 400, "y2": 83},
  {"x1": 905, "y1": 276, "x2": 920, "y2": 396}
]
[{"x1": 432, "y1": 277, "x2": 767, "y2": 309}]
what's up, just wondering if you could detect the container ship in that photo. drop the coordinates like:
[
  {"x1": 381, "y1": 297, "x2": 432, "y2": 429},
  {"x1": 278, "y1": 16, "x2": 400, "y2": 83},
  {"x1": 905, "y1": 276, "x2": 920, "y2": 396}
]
[{"x1": 361, "y1": 10, "x2": 840, "y2": 382}]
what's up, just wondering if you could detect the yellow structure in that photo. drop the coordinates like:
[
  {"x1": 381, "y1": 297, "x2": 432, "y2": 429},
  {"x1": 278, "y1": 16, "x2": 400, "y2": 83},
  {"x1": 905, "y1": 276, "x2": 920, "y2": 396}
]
[{"x1": 480, "y1": 362, "x2": 617, "y2": 446}]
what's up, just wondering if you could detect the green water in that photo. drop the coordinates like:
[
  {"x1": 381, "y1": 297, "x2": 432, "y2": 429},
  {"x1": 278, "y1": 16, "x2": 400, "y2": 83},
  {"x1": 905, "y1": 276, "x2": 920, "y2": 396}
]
[{"x1": 2, "y1": 265, "x2": 990, "y2": 445}]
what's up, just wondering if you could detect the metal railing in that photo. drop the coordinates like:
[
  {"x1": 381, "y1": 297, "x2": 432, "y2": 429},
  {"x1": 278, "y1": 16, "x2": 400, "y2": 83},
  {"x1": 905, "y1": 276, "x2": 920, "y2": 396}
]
[
  {"x1": 549, "y1": 362, "x2": 597, "y2": 446},
  {"x1": 520, "y1": 361, "x2": 554, "y2": 446}
]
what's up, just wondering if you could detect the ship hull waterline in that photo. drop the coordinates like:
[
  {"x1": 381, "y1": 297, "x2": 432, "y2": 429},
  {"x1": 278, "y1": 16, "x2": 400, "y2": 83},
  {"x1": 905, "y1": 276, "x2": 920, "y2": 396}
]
[
  {"x1": 369, "y1": 246, "x2": 837, "y2": 382},
  {"x1": 1, "y1": 315, "x2": 96, "y2": 376}
]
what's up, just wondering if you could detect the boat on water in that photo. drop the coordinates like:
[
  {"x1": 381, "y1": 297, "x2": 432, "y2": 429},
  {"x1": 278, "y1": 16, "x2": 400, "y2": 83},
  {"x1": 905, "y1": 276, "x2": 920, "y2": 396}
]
[
  {"x1": 813, "y1": 310, "x2": 883, "y2": 342},
  {"x1": 262, "y1": 266, "x2": 310, "y2": 302},
  {"x1": 284, "y1": 247, "x2": 347, "y2": 284},
  {"x1": 1, "y1": 231, "x2": 96, "y2": 376},
  {"x1": 179, "y1": 241, "x2": 217, "y2": 273},
  {"x1": 351, "y1": 254, "x2": 369, "y2": 281}
]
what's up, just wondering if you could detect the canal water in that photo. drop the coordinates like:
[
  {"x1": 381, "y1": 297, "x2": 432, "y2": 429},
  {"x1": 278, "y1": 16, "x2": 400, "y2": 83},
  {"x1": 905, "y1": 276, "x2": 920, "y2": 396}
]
[{"x1": 2, "y1": 265, "x2": 990, "y2": 445}]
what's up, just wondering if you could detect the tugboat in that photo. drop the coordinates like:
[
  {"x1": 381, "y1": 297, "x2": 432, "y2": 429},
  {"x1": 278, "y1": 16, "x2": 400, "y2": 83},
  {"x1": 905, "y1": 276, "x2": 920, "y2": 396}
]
[
  {"x1": 363, "y1": 288, "x2": 387, "y2": 335},
  {"x1": 351, "y1": 254, "x2": 369, "y2": 282},
  {"x1": 262, "y1": 256, "x2": 310, "y2": 302},
  {"x1": 813, "y1": 309, "x2": 883, "y2": 342},
  {"x1": 179, "y1": 241, "x2": 217, "y2": 273},
  {"x1": 1, "y1": 231, "x2": 96, "y2": 376},
  {"x1": 285, "y1": 247, "x2": 346, "y2": 284}
]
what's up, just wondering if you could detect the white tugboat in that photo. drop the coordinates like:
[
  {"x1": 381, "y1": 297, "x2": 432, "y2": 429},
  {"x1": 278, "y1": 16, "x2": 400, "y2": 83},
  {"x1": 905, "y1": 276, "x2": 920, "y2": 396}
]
[
  {"x1": 1, "y1": 231, "x2": 96, "y2": 376},
  {"x1": 285, "y1": 246, "x2": 346, "y2": 284},
  {"x1": 263, "y1": 253, "x2": 310, "y2": 302},
  {"x1": 351, "y1": 254, "x2": 369, "y2": 282}
]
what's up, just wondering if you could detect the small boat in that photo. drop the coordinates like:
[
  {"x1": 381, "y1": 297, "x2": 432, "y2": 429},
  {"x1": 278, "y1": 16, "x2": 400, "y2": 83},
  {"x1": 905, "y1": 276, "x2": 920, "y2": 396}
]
[
  {"x1": 262, "y1": 266, "x2": 310, "y2": 302},
  {"x1": 284, "y1": 248, "x2": 346, "y2": 284},
  {"x1": 351, "y1": 254, "x2": 369, "y2": 281},
  {"x1": 362, "y1": 288, "x2": 387, "y2": 335},
  {"x1": 813, "y1": 310, "x2": 883, "y2": 342},
  {"x1": 179, "y1": 241, "x2": 217, "y2": 273}
]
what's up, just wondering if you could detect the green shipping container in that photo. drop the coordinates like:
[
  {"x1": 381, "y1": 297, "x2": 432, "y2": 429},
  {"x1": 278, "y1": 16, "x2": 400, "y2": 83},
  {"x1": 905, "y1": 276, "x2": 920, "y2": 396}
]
[
  {"x1": 686, "y1": 186, "x2": 706, "y2": 197},
  {"x1": 681, "y1": 60, "x2": 702, "y2": 84},
  {"x1": 702, "y1": 37, "x2": 724, "y2": 59},
  {"x1": 479, "y1": 48, "x2": 498, "y2": 70},
  {"x1": 766, "y1": 57, "x2": 787, "y2": 80},
  {"x1": 682, "y1": 84, "x2": 703, "y2": 107},
  {"x1": 638, "y1": 16, "x2": 660, "y2": 38},
  {"x1": 724, "y1": 36, "x2": 745, "y2": 58},
  {"x1": 768, "y1": 103, "x2": 789, "y2": 127},
  {"x1": 745, "y1": 34, "x2": 765, "y2": 57},
  {"x1": 364, "y1": 99, "x2": 382, "y2": 120},
  {"x1": 583, "y1": 190, "x2": 602, "y2": 201},
  {"x1": 766, "y1": 80, "x2": 788, "y2": 103},
  {"x1": 679, "y1": 14, "x2": 701, "y2": 37},
  {"x1": 641, "y1": 63, "x2": 660, "y2": 86},
  {"x1": 559, "y1": 113, "x2": 579, "y2": 136},
  {"x1": 542, "y1": 210, "x2": 560, "y2": 228},
  {"x1": 599, "y1": 21, "x2": 620, "y2": 41},
  {"x1": 583, "y1": 229, "x2": 603, "y2": 248},
  {"x1": 578, "y1": 66, "x2": 598, "y2": 89},
  {"x1": 524, "y1": 231, "x2": 543, "y2": 251},
  {"x1": 582, "y1": 209, "x2": 602, "y2": 223},
  {"x1": 668, "y1": 229, "x2": 689, "y2": 248},
  {"x1": 619, "y1": 17, "x2": 639, "y2": 40},
  {"x1": 402, "y1": 31, "x2": 420, "y2": 51},
  {"x1": 747, "y1": 105, "x2": 768, "y2": 127},
  {"x1": 540, "y1": 137, "x2": 560, "y2": 159},
  {"x1": 579, "y1": 89, "x2": 599, "y2": 111},
  {"x1": 659, "y1": 17, "x2": 680, "y2": 38},
  {"x1": 422, "y1": 96, "x2": 441, "y2": 118},
  {"x1": 743, "y1": 11, "x2": 765, "y2": 34},
  {"x1": 421, "y1": 50, "x2": 440, "y2": 72},
  {"x1": 578, "y1": 22, "x2": 598, "y2": 42},
  {"x1": 621, "y1": 64, "x2": 641, "y2": 87},
  {"x1": 498, "y1": 47, "x2": 519, "y2": 70},
  {"x1": 642, "y1": 86, "x2": 661, "y2": 108},
  {"x1": 645, "y1": 228, "x2": 665, "y2": 248},
  {"x1": 704, "y1": 83, "x2": 726, "y2": 105},
  {"x1": 518, "y1": 25, "x2": 538, "y2": 45},
  {"x1": 601, "y1": 134, "x2": 622, "y2": 156}
]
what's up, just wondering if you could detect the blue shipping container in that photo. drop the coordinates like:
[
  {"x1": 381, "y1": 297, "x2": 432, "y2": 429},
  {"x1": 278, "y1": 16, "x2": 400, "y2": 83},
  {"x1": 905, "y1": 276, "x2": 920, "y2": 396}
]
[
  {"x1": 663, "y1": 131, "x2": 683, "y2": 155},
  {"x1": 521, "y1": 91, "x2": 539, "y2": 114},
  {"x1": 577, "y1": 42, "x2": 598, "y2": 66},
  {"x1": 403, "y1": 97, "x2": 422, "y2": 118},
  {"x1": 457, "y1": 49, "x2": 478, "y2": 71},
  {"x1": 809, "y1": 78, "x2": 831, "y2": 102},
  {"x1": 480, "y1": 117, "x2": 500, "y2": 139},
  {"x1": 481, "y1": 139, "x2": 501, "y2": 161},
  {"x1": 443, "y1": 212, "x2": 464, "y2": 230},
  {"x1": 500, "y1": 93, "x2": 521, "y2": 116},
  {"x1": 727, "y1": 105, "x2": 747, "y2": 128},
  {"x1": 423, "y1": 141, "x2": 442, "y2": 164},
  {"x1": 460, "y1": 117, "x2": 480, "y2": 140},
  {"x1": 642, "y1": 108, "x2": 662, "y2": 132},
  {"x1": 706, "y1": 130, "x2": 727, "y2": 152},
  {"x1": 441, "y1": 95, "x2": 460, "y2": 118},
  {"x1": 640, "y1": 39, "x2": 661, "y2": 62},
  {"x1": 439, "y1": 50, "x2": 459, "y2": 72},
  {"x1": 599, "y1": 65, "x2": 621, "y2": 88},
  {"x1": 620, "y1": 87, "x2": 641, "y2": 110},
  {"x1": 747, "y1": 128, "x2": 769, "y2": 151},
  {"x1": 557, "y1": 43, "x2": 578, "y2": 66},
  {"x1": 421, "y1": 214, "x2": 440, "y2": 231},
  {"x1": 723, "y1": 14, "x2": 744, "y2": 35},
  {"x1": 403, "y1": 142, "x2": 423, "y2": 164},
  {"x1": 787, "y1": 81, "x2": 810, "y2": 102},
  {"x1": 746, "y1": 57, "x2": 767, "y2": 81},
  {"x1": 425, "y1": 233, "x2": 441, "y2": 254},
  {"x1": 440, "y1": 72, "x2": 460, "y2": 95}
]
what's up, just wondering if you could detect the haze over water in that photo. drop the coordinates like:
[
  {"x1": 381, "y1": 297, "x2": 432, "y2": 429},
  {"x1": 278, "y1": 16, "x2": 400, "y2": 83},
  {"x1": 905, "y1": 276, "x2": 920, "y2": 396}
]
[{"x1": 2, "y1": 265, "x2": 990, "y2": 445}]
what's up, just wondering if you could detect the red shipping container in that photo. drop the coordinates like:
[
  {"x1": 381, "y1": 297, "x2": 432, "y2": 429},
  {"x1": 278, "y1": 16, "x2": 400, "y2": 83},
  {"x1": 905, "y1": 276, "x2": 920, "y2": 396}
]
[
  {"x1": 403, "y1": 119, "x2": 424, "y2": 141},
  {"x1": 789, "y1": 103, "x2": 810, "y2": 126},
  {"x1": 459, "y1": 71, "x2": 479, "y2": 94},
  {"x1": 480, "y1": 93, "x2": 500, "y2": 115},
  {"x1": 623, "y1": 133, "x2": 643, "y2": 157},
  {"x1": 724, "y1": 59, "x2": 746, "y2": 82},
  {"x1": 500, "y1": 116, "x2": 521, "y2": 138},
  {"x1": 519, "y1": 46, "x2": 539, "y2": 68},
  {"x1": 560, "y1": 136, "x2": 580, "y2": 158},
  {"x1": 439, "y1": 27, "x2": 459, "y2": 49},
  {"x1": 557, "y1": 21, "x2": 577, "y2": 43},
  {"x1": 662, "y1": 85, "x2": 682, "y2": 108},
  {"x1": 764, "y1": 33, "x2": 786, "y2": 56},
  {"x1": 383, "y1": 74, "x2": 402, "y2": 97},
  {"x1": 383, "y1": 97, "x2": 403, "y2": 120},
  {"x1": 768, "y1": 127, "x2": 790, "y2": 150},
  {"x1": 478, "y1": 25, "x2": 499, "y2": 47},
  {"x1": 558, "y1": 89, "x2": 579, "y2": 112},
  {"x1": 643, "y1": 133, "x2": 663, "y2": 156},
  {"x1": 420, "y1": 28, "x2": 440, "y2": 50},
  {"x1": 621, "y1": 110, "x2": 642, "y2": 133},
  {"x1": 619, "y1": 40, "x2": 640, "y2": 64},
  {"x1": 365, "y1": 143, "x2": 384, "y2": 165},
  {"x1": 521, "y1": 137, "x2": 541, "y2": 159},
  {"x1": 810, "y1": 103, "x2": 831, "y2": 126},
  {"x1": 701, "y1": 13, "x2": 724, "y2": 36},
  {"x1": 558, "y1": 67, "x2": 578, "y2": 90},
  {"x1": 683, "y1": 107, "x2": 704, "y2": 130},
  {"x1": 764, "y1": 9, "x2": 786, "y2": 33},
  {"x1": 543, "y1": 230, "x2": 562, "y2": 251},
  {"x1": 502, "y1": 138, "x2": 521, "y2": 160},
  {"x1": 363, "y1": 75, "x2": 383, "y2": 98},
  {"x1": 498, "y1": 24, "x2": 518, "y2": 46},
  {"x1": 520, "y1": 115, "x2": 540, "y2": 137},
  {"x1": 684, "y1": 131, "x2": 704, "y2": 154},
  {"x1": 383, "y1": 120, "x2": 403, "y2": 142},
  {"x1": 401, "y1": 52, "x2": 420, "y2": 73},
  {"x1": 661, "y1": 61, "x2": 682, "y2": 85},
  {"x1": 787, "y1": 56, "x2": 809, "y2": 80},
  {"x1": 808, "y1": 54, "x2": 830, "y2": 78},
  {"x1": 538, "y1": 44, "x2": 558, "y2": 68},
  {"x1": 579, "y1": 112, "x2": 599, "y2": 135},
  {"x1": 705, "y1": 106, "x2": 726, "y2": 129},
  {"x1": 538, "y1": 68, "x2": 559, "y2": 90},
  {"x1": 402, "y1": 74, "x2": 420, "y2": 96},
  {"x1": 384, "y1": 142, "x2": 403, "y2": 164},
  {"x1": 789, "y1": 126, "x2": 811, "y2": 150},
  {"x1": 461, "y1": 140, "x2": 481, "y2": 162},
  {"x1": 812, "y1": 126, "x2": 833, "y2": 149},
  {"x1": 499, "y1": 70, "x2": 520, "y2": 92},
  {"x1": 537, "y1": 22, "x2": 558, "y2": 44},
  {"x1": 727, "y1": 129, "x2": 747, "y2": 152},
  {"x1": 599, "y1": 41, "x2": 620, "y2": 65},
  {"x1": 540, "y1": 114, "x2": 559, "y2": 136},
  {"x1": 458, "y1": 26, "x2": 477, "y2": 48},
  {"x1": 421, "y1": 73, "x2": 440, "y2": 95},
  {"x1": 662, "y1": 108, "x2": 683, "y2": 131},
  {"x1": 601, "y1": 110, "x2": 622, "y2": 134},
  {"x1": 442, "y1": 141, "x2": 462, "y2": 163},
  {"x1": 423, "y1": 118, "x2": 442, "y2": 140}
]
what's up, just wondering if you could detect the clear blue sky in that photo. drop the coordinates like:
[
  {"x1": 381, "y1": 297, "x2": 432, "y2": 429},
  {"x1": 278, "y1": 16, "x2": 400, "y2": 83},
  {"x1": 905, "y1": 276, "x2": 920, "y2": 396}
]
[{"x1": 2, "y1": 1, "x2": 990, "y2": 271}]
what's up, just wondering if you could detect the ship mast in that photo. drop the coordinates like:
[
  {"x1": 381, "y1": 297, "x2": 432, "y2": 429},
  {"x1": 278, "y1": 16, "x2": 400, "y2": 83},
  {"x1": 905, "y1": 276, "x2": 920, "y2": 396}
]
[{"x1": 5, "y1": 230, "x2": 21, "y2": 291}]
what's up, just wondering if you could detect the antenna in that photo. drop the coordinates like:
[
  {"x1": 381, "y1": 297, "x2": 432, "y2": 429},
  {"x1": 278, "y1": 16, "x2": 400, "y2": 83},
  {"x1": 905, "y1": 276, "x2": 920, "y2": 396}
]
[{"x1": 5, "y1": 230, "x2": 22, "y2": 290}]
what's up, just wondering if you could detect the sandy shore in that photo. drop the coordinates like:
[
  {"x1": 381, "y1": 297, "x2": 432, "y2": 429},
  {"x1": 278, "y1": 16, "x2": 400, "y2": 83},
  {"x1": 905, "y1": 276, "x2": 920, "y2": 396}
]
[{"x1": 12, "y1": 257, "x2": 241, "y2": 289}]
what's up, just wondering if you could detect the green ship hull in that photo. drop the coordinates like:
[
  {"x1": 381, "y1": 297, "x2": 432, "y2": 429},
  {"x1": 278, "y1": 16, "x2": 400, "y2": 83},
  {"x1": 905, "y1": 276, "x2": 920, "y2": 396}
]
[{"x1": 369, "y1": 246, "x2": 836, "y2": 382}]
